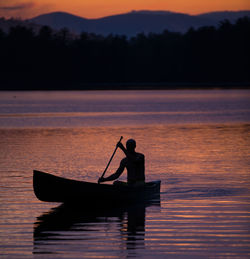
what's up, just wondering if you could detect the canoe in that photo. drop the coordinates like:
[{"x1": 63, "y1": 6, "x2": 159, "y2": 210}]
[{"x1": 33, "y1": 170, "x2": 161, "y2": 205}]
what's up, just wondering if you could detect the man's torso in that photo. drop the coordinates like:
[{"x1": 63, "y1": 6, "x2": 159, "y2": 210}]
[{"x1": 121, "y1": 152, "x2": 145, "y2": 184}]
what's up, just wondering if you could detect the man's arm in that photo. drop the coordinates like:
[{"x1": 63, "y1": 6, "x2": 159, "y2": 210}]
[
  {"x1": 117, "y1": 142, "x2": 142, "y2": 163},
  {"x1": 98, "y1": 160, "x2": 125, "y2": 183},
  {"x1": 116, "y1": 142, "x2": 128, "y2": 156}
]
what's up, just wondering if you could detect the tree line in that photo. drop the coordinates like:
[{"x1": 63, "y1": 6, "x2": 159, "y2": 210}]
[{"x1": 0, "y1": 17, "x2": 249, "y2": 90}]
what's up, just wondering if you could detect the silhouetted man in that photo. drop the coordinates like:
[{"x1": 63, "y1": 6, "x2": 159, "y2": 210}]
[{"x1": 98, "y1": 139, "x2": 145, "y2": 185}]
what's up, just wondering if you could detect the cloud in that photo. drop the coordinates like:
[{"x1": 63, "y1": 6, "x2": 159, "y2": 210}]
[{"x1": 0, "y1": 2, "x2": 35, "y2": 11}]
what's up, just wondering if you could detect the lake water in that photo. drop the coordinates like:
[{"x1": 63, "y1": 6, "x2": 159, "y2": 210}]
[{"x1": 0, "y1": 90, "x2": 250, "y2": 258}]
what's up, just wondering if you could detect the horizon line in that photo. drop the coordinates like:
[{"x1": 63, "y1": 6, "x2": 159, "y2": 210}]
[{"x1": 2, "y1": 8, "x2": 250, "y2": 21}]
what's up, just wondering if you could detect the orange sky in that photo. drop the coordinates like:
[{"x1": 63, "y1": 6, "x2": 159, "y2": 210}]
[{"x1": 0, "y1": 0, "x2": 249, "y2": 19}]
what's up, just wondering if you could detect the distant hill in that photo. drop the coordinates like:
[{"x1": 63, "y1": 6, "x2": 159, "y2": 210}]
[
  {"x1": 86, "y1": 11, "x2": 211, "y2": 35},
  {"x1": 27, "y1": 10, "x2": 211, "y2": 36},
  {"x1": 197, "y1": 10, "x2": 250, "y2": 23},
  {"x1": 27, "y1": 12, "x2": 89, "y2": 33},
  {"x1": 1, "y1": 10, "x2": 249, "y2": 36}
]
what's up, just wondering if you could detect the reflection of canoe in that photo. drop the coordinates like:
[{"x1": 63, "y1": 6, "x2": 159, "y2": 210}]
[
  {"x1": 33, "y1": 201, "x2": 160, "y2": 254},
  {"x1": 33, "y1": 170, "x2": 161, "y2": 205},
  {"x1": 34, "y1": 202, "x2": 148, "y2": 239}
]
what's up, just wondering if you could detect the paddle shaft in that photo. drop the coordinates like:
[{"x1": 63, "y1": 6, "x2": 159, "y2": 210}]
[{"x1": 100, "y1": 136, "x2": 123, "y2": 180}]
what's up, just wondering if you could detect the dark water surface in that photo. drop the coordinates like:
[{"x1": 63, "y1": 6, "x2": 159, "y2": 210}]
[{"x1": 0, "y1": 90, "x2": 250, "y2": 258}]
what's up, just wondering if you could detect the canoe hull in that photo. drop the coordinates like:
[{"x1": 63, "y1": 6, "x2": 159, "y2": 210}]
[{"x1": 33, "y1": 170, "x2": 161, "y2": 205}]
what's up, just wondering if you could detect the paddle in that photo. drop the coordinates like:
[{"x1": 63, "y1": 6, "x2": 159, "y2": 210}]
[{"x1": 98, "y1": 136, "x2": 123, "y2": 183}]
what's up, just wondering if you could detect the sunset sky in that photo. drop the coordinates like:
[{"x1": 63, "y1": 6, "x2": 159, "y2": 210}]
[{"x1": 0, "y1": 0, "x2": 249, "y2": 19}]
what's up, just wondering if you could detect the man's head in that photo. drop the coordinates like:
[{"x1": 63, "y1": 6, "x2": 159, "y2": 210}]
[{"x1": 126, "y1": 139, "x2": 136, "y2": 152}]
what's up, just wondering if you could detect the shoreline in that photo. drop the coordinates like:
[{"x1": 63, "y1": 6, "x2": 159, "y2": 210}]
[{"x1": 1, "y1": 82, "x2": 250, "y2": 91}]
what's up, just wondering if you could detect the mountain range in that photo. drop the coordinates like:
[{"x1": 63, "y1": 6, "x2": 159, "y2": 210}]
[
  {"x1": 27, "y1": 10, "x2": 250, "y2": 36},
  {"x1": 0, "y1": 10, "x2": 249, "y2": 37}
]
